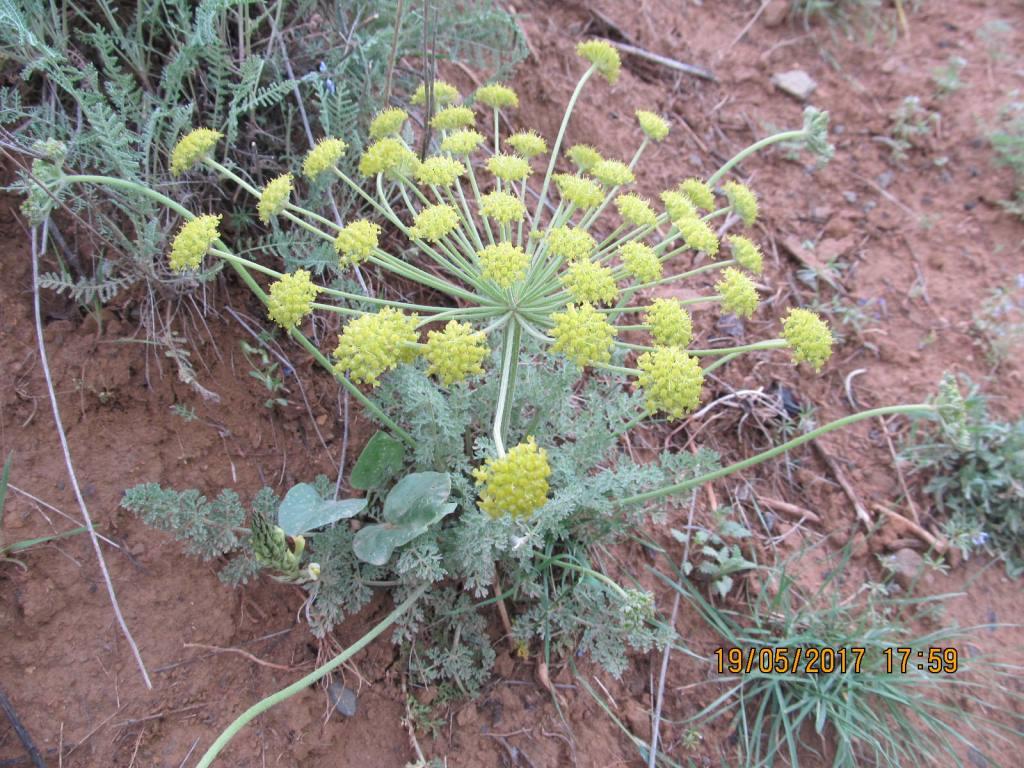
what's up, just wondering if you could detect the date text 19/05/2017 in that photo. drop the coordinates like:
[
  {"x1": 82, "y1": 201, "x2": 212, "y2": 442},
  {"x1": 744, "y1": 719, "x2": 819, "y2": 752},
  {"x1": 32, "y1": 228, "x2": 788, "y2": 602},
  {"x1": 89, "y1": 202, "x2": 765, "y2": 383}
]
[{"x1": 714, "y1": 646, "x2": 960, "y2": 675}]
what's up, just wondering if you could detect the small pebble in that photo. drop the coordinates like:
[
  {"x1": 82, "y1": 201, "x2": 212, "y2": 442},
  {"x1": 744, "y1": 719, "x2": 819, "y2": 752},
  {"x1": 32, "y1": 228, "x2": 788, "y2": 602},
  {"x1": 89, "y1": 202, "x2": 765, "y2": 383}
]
[
  {"x1": 327, "y1": 681, "x2": 358, "y2": 717},
  {"x1": 771, "y1": 70, "x2": 817, "y2": 101}
]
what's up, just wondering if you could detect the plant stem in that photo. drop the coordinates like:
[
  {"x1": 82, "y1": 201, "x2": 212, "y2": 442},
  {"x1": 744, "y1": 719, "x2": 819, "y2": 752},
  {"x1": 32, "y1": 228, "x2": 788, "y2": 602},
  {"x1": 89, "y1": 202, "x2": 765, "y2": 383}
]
[
  {"x1": 492, "y1": 320, "x2": 522, "y2": 456},
  {"x1": 620, "y1": 405, "x2": 935, "y2": 506},
  {"x1": 707, "y1": 129, "x2": 806, "y2": 188},
  {"x1": 194, "y1": 584, "x2": 428, "y2": 768}
]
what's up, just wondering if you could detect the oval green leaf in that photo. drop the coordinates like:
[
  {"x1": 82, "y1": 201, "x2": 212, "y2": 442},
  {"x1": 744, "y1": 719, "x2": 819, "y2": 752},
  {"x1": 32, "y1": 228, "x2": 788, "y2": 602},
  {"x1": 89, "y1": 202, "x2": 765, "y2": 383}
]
[
  {"x1": 278, "y1": 483, "x2": 366, "y2": 536},
  {"x1": 350, "y1": 431, "x2": 406, "y2": 490}
]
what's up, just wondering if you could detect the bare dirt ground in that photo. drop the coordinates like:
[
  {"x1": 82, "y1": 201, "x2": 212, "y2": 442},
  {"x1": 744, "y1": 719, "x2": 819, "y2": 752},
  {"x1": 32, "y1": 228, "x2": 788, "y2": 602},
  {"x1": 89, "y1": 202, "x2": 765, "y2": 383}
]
[{"x1": 2, "y1": 0, "x2": 1023, "y2": 766}]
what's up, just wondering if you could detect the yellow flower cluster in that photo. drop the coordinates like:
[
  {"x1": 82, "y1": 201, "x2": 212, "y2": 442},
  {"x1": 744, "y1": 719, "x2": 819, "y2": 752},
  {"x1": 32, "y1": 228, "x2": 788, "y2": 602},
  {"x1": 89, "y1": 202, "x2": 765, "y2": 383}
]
[
  {"x1": 644, "y1": 298, "x2": 692, "y2": 348},
  {"x1": 170, "y1": 128, "x2": 221, "y2": 176},
  {"x1": 576, "y1": 39, "x2": 621, "y2": 84},
  {"x1": 410, "y1": 204, "x2": 460, "y2": 242},
  {"x1": 637, "y1": 347, "x2": 703, "y2": 419},
  {"x1": 476, "y1": 83, "x2": 519, "y2": 109},
  {"x1": 416, "y1": 156, "x2": 467, "y2": 188},
  {"x1": 333, "y1": 308, "x2": 419, "y2": 387},
  {"x1": 369, "y1": 107, "x2": 409, "y2": 139},
  {"x1": 257, "y1": 173, "x2": 293, "y2": 224},
  {"x1": 661, "y1": 190, "x2": 697, "y2": 224},
  {"x1": 592, "y1": 159, "x2": 634, "y2": 187},
  {"x1": 678, "y1": 217, "x2": 720, "y2": 256},
  {"x1": 550, "y1": 303, "x2": 616, "y2": 366},
  {"x1": 480, "y1": 191, "x2": 526, "y2": 224},
  {"x1": 334, "y1": 219, "x2": 381, "y2": 267},
  {"x1": 561, "y1": 260, "x2": 618, "y2": 305},
  {"x1": 303, "y1": 138, "x2": 347, "y2": 179},
  {"x1": 615, "y1": 194, "x2": 657, "y2": 228},
  {"x1": 679, "y1": 178, "x2": 715, "y2": 211},
  {"x1": 440, "y1": 129, "x2": 485, "y2": 155},
  {"x1": 715, "y1": 267, "x2": 759, "y2": 317},
  {"x1": 619, "y1": 241, "x2": 662, "y2": 283},
  {"x1": 567, "y1": 144, "x2": 603, "y2": 172},
  {"x1": 487, "y1": 153, "x2": 532, "y2": 182},
  {"x1": 430, "y1": 105, "x2": 476, "y2": 131},
  {"x1": 723, "y1": 181, "x2": 758, "y2": 226},
  {"x1": 782, "y1": 308, "x2": 833, "y2": 371},
  {"x1": 635, "y1": 110, "x2": 669, "y2": 141},
  {"x1": 169, "y1": 214, "x2": 221, "y2": 271},
  {"x1": 507, "y1": 131, "x2": 547, "y2": 158},
  {"x1": 473, "y1": 437, "x2": 551, "y2": 519},
  {"x1": 553, "y1": 173, "x2": 604, "y2": 209},
  {"x1": 267, "y1": 269, "x2": 320, "y2": 328},
  {"x1": 546, "y1": 226, "x2": 596, "y2": 261},
  {"x1": 425, "y1": 321, "x2": 489, "y2": 385},
  {"x1": 479, "y1": 242, "x2": 530, "y2": 287},
  {"x1": 358, "y1": 137, "x2": 418, "y2": 178},
  {"x1": 411, "y1": 80, "x2": 460, "y2": 106},
  {"x1": 727, "y1": 235, "x2": 763, "y2": 275}
]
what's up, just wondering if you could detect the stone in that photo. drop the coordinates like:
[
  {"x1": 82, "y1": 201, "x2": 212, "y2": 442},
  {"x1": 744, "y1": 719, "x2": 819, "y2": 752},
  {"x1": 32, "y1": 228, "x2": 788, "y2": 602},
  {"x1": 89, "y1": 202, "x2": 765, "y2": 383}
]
[
  {"x1": 327, "y1": 681, "x2": 358, "y2": 717},
  {"x1": 762, "y1": 0, "x2": 789, "y2": 28},
  {"x1": 881, "y1": 548, "x2": 925, "y2": 591},
  {"x1": 771, "y1": 70, "x2": 817, "y2": 101}
]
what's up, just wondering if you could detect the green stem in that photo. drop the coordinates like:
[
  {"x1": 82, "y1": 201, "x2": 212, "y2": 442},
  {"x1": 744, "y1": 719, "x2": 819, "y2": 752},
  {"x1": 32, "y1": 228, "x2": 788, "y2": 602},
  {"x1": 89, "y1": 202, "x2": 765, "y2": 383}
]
[
  {"x1": 492, "y1": 320, "x2": 522, "y2": 456},
  {"x1": 531, "y1": 65, "x2": 597, "y2": 230},
  {"x1": 620, "y1": 405, "x2": 935, "y2": 506},
  {"x1": 194, "y1": 585, "x2": 428, "y2": 768},
  {"x1": 707, "y1": 129, "x2": 806, "y2": 188}
]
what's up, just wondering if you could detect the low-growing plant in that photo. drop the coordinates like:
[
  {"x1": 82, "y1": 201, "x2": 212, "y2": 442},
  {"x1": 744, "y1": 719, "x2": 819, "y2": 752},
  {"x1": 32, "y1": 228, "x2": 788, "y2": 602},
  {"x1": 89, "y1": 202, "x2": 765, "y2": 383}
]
[
  {"x1": 885, "y1": 95, "x2": 939, "y2": 163},
  {"x1": 903, "y1": 377, "x2": 1024, "y2": 576},
  {"x1": 990, "y1": 98, "x2": 1024, "y2": 218},
  {"x1": 28, "y1": 39, "x2": 958, "y2": 765},
  {"x1": 971, "y1": 282, "x2": 1024, "y2": 366},
  {"x1": 933, "y1": 55, "x2": 967, "y2": 97},
  {"x1": 671, "y1": 509, "x2": 758, "y2": 599},
  {"x1": 655, "y1": 544, "x2": 1022, "y2": 767}
]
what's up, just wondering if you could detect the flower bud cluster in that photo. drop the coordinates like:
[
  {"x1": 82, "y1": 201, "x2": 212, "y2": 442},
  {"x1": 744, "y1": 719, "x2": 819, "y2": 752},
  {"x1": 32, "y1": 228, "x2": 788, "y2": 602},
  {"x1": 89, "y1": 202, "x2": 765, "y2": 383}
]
[
  {"x1": 619, "y1": 241, "x2": 662, "y2": 283},
  {"x1": 507, "y1": 131, "x2": 548, "y2": 158},
  {"x1": 553, "y1": 173, "x2": 604, "y2": 209},
  {"x1": 567, "y1": 144, "x2": 604, "y2": 172},
  {"x1": 479, "y1": 242, "x2": 530, "y2": 287},
  {"x1": 473, "y1": 437, "x2": 551, "y2": 518},
  {"x1": 546, "y1": 226, "x2": 596, "y2": 262},
  {"x1": 170, "y1": 128, "x2": 221, "y2": 176},
  {"x1": 258, "y1": 173, "x2": 293, "y2": 224},
  {"x1": 440, "y1": 129, "x2": 485, "y2": 155},
  {"x1": 415, "y1": 156, "x2": 467, "y2": 188},
  {"x1": 576, "y1": 39, "x2": 622, "y2": 83},
  {"x1": 637, "y1": 347, "x2": 704, "y2": 418},
  {"x1": 487, "y1": 154, "x2": 532, "y2": 183},
  {"x1": 334, "y1": 219, "x2": 381, "y2": 267},
  {"x1": 716, "y1": 267, "x2": 759, "y2": 318},
  {"x1": 476, "y1": 83, "x2": 519, "y2": 109},
  {"x1": 561, "y1": 260, "x2": 618, "y2": 305},
  {"x1": 333, "y1": 308, "x2": 419, "y2": 387},
  {"x1": 358, "y1": 137, "x2": 418, "y2": 179},
  {"x1": 169, "y1": 215, "x2": 221, "y2": 271},
  {"x1": 782, "y1": 308, "x2": 833, "y2": 371},
  {"x1": 645, "y1": 298, "x2": 693, "y2": 348},
  {"x1": 302, "y1": 138, "x2": 347, "y2": 179},
  {"x1": 727, "y1": 235, "x2": 763, "y2": 274},
  {"x1": 369, "y1": 107, "x2": 409, "y2": 139},
  {"x1": 723, "y1": 181, "x2": 758, "y2": 226},
  {"x1": 615, "y1": 194, "x2": 657, "y2": 228},
  {"x1": 410, "y1": 204, "x2": 460, "y2": 242},
  {"x1": 431, "y1": 105, "x2": 476, "y2": 131},
  {"x1": 411, "y1": 80, "x2": 460, "y2": 106},
  {"x1": 425, "y1": 320, "x2": 489, "y2": 385},
  {"x1": 480, "y1": 191, "x2": 526, "y2": 224},
  {"x1": 592, "y1": 159, "x2": 634, "y2": 187},
  {"x1": 267, "y1": 269, "x2": 319, "y2": 328},
  {"x1": 550, "y1": 303, "x2": 616, "y2": 367},
  {"x1": 635, "y1": 110, "x2": 669, "y2": 141}
]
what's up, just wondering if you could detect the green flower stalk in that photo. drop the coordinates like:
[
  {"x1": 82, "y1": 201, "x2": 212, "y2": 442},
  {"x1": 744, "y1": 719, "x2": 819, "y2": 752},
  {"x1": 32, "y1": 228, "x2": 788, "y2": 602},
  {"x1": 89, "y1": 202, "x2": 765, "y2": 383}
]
[{"x1": 473, "y1": 437, "x2": 551, "y2": 518}]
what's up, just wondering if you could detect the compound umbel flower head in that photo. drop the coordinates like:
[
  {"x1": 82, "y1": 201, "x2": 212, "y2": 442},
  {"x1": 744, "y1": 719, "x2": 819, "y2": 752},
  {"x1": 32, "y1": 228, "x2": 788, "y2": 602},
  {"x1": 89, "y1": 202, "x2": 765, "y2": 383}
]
[
  {"x1": 637, "y1": 347, "x2": 704, "y2": 418},
  {"x1": 258, "y1": 173, "x2": 293, "y2": 224},
  {"x1": 169, "y1": 215, "x2": 221, "y2": 271},
  {"x1": 473, "y1": 437, "x2": 551, "y2": 519},
  {"x1": 781, "y1": 308, "x2": 833, "y2": 371},
  {"x1": 267, "y1": 269, "x2": 320, "y2": 329},
  {"x1": 425, "y1": 320, "x2": 489, "y2": 385},
  {"x1": 333, "y1": 308, "x2": 419, "y2": 387},
  {"x1": 170, "y1": 128, "x2": 221, "y2": 176}
]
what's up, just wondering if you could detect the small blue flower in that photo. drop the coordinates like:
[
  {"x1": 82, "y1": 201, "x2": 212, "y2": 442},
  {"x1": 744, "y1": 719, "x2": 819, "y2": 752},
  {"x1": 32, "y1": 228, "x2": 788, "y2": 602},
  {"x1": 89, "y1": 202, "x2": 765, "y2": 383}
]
[
  {"x1": 326, "y1": 78, "x2": 336, "y2": 95},
  {"x1": 318, "y1": 60, "x2": 328, "y2": 74},
  {"x1": 971, "y1": 531, "x2": 990, "y2": 547}
]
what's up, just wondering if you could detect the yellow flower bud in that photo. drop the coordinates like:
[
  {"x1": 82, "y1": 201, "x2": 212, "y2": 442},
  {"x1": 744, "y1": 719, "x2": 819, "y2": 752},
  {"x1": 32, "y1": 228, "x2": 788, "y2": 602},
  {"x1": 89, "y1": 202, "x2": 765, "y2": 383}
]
[
  {"x1": 561, "y1": 260, "x2": 619, "y2": 305},
  {"x1": 592, "y1": 159, "x2": 635, "y2": 187},
  {"x1": 411, "y1": 80, "x2": 460, "y2": 106},
  {"x1": 473, "y1": 437, "x2": 551, "y2": 519},
  {"x1": 440, "y1": 129, "x2": 485, "y2": 156},
  {"x1": 257, "y1": 173, "x2": 293, "y2": 224},
  {"x1": 267, "y1": 269, "x2": 320, "y2": 328},
  {"x1": 476, "y1": 83, "x2": 519, "y2": 109},
  {"x1": 546, "y1": 226, "x2": 596, "y2": 262},
  {"x1": 615, "y1": 194, "x2": 657, "y2": 228},
  {"x1": 553, "y1": 173, "x2": 603, "y2": 209},
  {"x1": 358, "y1": 137, "x2": 418, "y2": 179},
  {"x1": 170, "y1": 128, "x2": 221, "y2": 176},
  {"x1": 635, "y1": 110, "x2": 669, "y2": 141},
  {"x1": 576, "y1": 39, "x2": 621, "y2": 84},
  {"x1": 507, "y1": 131, "x2": 548, "y2": 158},
  {"x1": 430, "y1": 105, "x2": 476, "y2": 131},
  {"x1": 715, "y1": 267, "x2": 759, "y2": 318},
  {"x1": 332, "y1": 308, "x2": 420, "y2": 387},
  {"x1": 480, "y1": 191, "x2": 526, "y2": 224},
  {"x1": 637, "y1": 347, "x2": 703, "y2": 419},
  {"x1": 169, "y1": 214, "x2": 221, "y2": 271},
  {"x1": 679, "y1": 178, "x2": 715, "y2": 211},
  {"x1": 487, "y1": 153, "x2": 532, "y2": 183},
  {"x1": 334, "y1": 219, "x2": 381, "y2": 267},
  {"x1": 644, "y1": 298, "x2": 692, "y2": 348},
  {"x1": 415, "y1": 156, "x2": 467, "y2": 188},
  {"x1": 678, "y1": 217, "x2": 719, "y2": 257},
  {"x1": 478, "y1": 242, "x2": 530, "y2": 287},
  {"x1": 409, "y1": 204, "x2": 460, "y2": 242},
  {"x1": 727, "y1": 235, "x2": 763, "y2": 275},
  {"x1": 302, "y1": 138, "x2": 347, "y2": 179},
  {"x1": 782, "y1": 308, "x2": 833, "y2": 371},
  {"x1": 369, "y1": 107, "x2": 409, "y2": 139},
  {"x1": 550, "y1": 303, "x2": 616, "y2": 367},
  {"x1": 661, "y1": 189, "x2": 698, "y2": 225},
  {"x1": 620, "y1": 241, "x2": 663, "y2": 283},
  {"x1": 723, "y1": 181, "x2": 758, "y2": 226},
  {"x1": 425, "y1": 320, "x2": 489, "y2": 385},
  {"x1": 567, "y1": 144, "x2": 604, "y2": 172}
]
